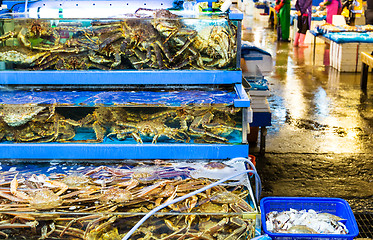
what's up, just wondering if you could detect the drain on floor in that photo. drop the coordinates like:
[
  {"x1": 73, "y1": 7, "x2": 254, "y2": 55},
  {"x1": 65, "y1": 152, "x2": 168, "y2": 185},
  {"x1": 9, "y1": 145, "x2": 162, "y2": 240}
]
[{"x1": 355, "y1": 213, "x2": 373, "y2": 238}]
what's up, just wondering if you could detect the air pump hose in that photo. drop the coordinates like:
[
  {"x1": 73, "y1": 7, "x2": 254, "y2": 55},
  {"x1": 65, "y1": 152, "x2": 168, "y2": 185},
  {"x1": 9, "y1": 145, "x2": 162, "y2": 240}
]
[
  {"x1": 24, "y1": 0, "x2": 28, "y2": 14},
  {"x1": 230, "y1": 157, "x2": 262, "y2": 203},
  {"x1": 121, "y1": 158, "x2": 262, "y2": 240}
]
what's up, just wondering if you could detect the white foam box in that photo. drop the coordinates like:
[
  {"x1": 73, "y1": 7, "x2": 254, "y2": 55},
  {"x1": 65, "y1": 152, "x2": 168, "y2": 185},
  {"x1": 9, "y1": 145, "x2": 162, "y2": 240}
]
[
  {"x1": 334, "y1": 42, "x2": 373, "y2": 72},
  {"x1": 332, "y1": 42, "x2": 360, "y2": 72},
  {"x1": 253, "y1": 6, "x2": 265, "y2": 19},
  {"x1": 250, "y1": 98, "x2": 269, "y2": 109},
  {"x1": 329, "y1": 41, "x2": 336, "y2": 68},
  {"x1": 248, "y1": 90, "x2": 271, "y2": 97}
]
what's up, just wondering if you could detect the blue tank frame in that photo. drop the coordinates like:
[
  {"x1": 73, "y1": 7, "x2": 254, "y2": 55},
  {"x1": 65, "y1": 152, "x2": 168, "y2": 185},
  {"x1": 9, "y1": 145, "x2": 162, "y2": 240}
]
[{"x1": 0, "y1": 70, "x2": 250, "y2": 159}]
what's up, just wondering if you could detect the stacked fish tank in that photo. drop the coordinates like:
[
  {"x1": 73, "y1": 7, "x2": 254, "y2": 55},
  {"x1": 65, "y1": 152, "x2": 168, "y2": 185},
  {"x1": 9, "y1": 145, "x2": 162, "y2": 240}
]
[{"x1": 0, "y1": 0, "x2": 259, "y2": 239}]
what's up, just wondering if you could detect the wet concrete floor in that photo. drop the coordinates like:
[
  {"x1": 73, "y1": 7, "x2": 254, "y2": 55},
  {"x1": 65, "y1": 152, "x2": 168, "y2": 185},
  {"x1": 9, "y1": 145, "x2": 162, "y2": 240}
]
[{"x1": 242, "y1": 15, "x2": 373, "y2": 214}]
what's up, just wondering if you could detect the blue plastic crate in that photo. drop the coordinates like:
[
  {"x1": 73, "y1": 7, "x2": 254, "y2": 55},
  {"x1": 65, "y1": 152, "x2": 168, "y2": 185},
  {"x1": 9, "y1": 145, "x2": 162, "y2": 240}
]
[{"x1": 260, "y1": 197, "x2": 359, "y2": 240}]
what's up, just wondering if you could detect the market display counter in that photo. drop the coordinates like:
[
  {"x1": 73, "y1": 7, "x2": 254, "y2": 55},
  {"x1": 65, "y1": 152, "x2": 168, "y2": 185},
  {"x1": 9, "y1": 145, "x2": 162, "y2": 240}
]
[{"x1": 311, "y1": 29, "x2": 373, "y2": 72}]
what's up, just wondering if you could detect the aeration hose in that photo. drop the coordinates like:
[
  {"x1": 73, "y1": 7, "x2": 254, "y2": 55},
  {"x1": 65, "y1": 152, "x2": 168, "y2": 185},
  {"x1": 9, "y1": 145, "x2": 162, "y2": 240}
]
[
  {"x1": 121, "y1": 157, "x2": 262, "y2": 240},
  {"x1": 231, "y1": 156, "x2": 262, "y2": 202}
]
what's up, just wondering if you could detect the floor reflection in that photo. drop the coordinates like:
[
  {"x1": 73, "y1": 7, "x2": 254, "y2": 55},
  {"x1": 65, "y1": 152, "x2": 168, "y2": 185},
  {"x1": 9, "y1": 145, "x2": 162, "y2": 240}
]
[{"x1": 242, "y1": 16, "x2": 373, "y2": 154}]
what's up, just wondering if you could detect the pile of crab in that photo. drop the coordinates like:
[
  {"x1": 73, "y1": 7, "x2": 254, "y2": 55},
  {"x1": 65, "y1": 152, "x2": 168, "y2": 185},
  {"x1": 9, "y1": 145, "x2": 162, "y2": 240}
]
[
  {"x1": 0, "y1": 8, "x2": 237, "y2": 70},
  {"x1": 0, "y1": 105, "x2": 242, "y2": 144},
  {"x1": 0, "y1": 162, "x2": 256, "y2": 239}
]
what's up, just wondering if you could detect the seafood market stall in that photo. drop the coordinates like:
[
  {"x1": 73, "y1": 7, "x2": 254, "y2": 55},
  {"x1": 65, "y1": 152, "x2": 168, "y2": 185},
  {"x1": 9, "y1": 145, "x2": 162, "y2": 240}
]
[
  {"x1": 311, "y1": 24, "x2": 373, "y2": 72},
  {"x1": 0, "y1": 0, "x2": 262, "y2": 239}
]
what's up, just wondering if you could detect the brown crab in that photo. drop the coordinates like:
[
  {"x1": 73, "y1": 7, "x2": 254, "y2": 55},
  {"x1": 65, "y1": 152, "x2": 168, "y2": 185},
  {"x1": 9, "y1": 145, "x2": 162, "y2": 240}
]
[
  {"x1": 0, "y1": 104, "x2": 80, "y2": 142},
  {"x1": 110, "y1": 118, "x2": 190, "y2": 144},
  {"x1": 134, "y1": 8, "x2": 201, "y2": 69},
  {"x1": 33, "y1": 51, "x2": 112, "y2": 70},
  {"x1": 169, "y1": 106, "x2": 241, "y2": 143},
  {"x1": 0, "y1": 48, "x2": 51, "y2": 68},
  {"x1": 173, "y1": 22, "x2": 238, "y2": 69},
  {"x1": 94, "y1": 18, "x2": 172, "y2": 69},
  {"x1": 78, "y1": 107, "x2": 140, "y2": 142},
  {"x1": 0, "y1": 103, "x2": 55, "y2": 127},
  {"x1": 0, "y1": 20, "x2": 60, "y2": 50}
]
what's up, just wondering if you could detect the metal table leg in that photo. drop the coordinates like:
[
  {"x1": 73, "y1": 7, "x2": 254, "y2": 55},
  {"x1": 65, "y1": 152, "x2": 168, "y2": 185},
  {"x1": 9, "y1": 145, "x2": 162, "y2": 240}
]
[
  {"x1": 361, "y1": 62, "x2": 369, "y2": 92},
  {"x1": 259, "y1": 126, "x2": 267, "y2": 155},
  {"x1": 313, "y1": 35, "x2": 316, "y2": 64}
]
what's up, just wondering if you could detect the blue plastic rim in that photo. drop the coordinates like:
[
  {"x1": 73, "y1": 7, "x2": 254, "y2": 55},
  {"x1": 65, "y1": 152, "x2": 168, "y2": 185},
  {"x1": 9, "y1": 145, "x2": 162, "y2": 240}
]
[{"x1": 260, "y1": 197, "x2": 359, "y2": 240}]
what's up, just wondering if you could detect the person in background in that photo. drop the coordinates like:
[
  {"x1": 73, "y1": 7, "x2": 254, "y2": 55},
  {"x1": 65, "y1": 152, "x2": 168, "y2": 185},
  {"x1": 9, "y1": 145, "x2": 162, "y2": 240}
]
[
  {"x1": 366, "y1": 0, "x2": 373, "y2": 24},
  {"x1": 294, "y1": 0, "x2": 312, "y2": 47},
  {"x1": 275, "y1": 0, "x2": 291, "y2": 41},
  {"x1": 319, "y1": 0, "x2": 342, "y2": 24}
]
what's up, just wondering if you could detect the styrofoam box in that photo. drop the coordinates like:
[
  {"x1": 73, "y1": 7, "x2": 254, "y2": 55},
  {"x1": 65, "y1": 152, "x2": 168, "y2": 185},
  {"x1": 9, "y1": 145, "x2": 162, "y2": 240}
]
[
  {"x1": 330, "y1": 41, "x2": 373, "y2": 72},
  {"x1": 332, "y1": 42, "x2": 360, "y2": 72},
  {"x1": 253, "y1": 7, "x2": 265, "y2": 19}
]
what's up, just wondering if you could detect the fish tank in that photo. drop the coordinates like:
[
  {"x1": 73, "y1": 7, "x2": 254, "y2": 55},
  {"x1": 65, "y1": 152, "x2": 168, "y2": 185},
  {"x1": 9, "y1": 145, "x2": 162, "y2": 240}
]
[
  {"x1": 0, "y1": 7, "x2": 241, "y2": 71},
  {"x1": 0, "y1": 84, "x2": 249, "y2": 144},
  {"x1": 0, "y1": 158, "x2": 260, "y2": 239}
]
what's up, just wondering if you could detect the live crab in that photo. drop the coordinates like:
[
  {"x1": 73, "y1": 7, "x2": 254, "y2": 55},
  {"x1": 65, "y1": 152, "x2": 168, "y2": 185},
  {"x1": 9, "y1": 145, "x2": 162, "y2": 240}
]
[
  {"x1": 0, "y1": 162, "x2": 256, "y2": 239},
  {"x1": 0, "y1": 104, "x2": 80, "y2": 142}
]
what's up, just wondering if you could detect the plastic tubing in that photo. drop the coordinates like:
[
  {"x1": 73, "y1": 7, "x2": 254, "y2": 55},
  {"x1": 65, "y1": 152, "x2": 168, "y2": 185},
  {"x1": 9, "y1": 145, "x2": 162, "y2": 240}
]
[
  {"x1": 24, "y1": 0, "x2": 28, "y2": 14},
  {"x1": 230, "y1": 157, "x2": 262, "y2": 203},
  {"x1": 121, "y1": 160, "x2": 262, "y2": 240}
]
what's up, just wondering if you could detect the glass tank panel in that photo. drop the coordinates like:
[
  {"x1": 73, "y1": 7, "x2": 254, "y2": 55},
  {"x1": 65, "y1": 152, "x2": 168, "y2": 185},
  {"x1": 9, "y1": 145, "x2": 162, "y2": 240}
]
[
  {"x1": 0, "y1": 13, "x2": 239, "y2": 70},
  {"x1": 0, "y1": 86, "x2": 245, "y2": 144},
  {"x1": 0, "y1": 159, "x2": 258, "y2": 239}
]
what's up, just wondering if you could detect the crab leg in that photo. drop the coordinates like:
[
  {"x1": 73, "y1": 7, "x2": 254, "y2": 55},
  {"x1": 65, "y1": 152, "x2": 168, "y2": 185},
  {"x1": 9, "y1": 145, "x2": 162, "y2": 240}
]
[
  {"x1": 10, "y1": 175, "x2": 30, "y2": 201},
  {"x1": 163, "y1": 220, "x2": 188, "y2": 239},
  {"x1": 116, "y1": 178, "x2": 139, "y2": 190},
  {"x1": 91, "y1": 216, "x2": 117, "y2": 233},
  {"x1": 83, "y1": 215, "x2": 111, "y2": 239},
  {"x1": 132, "y1": 180, "x2": 171, "y2": 198},
  {"x1": 55, "y1": 225, "x2": 85, "y2": 239},
  {"x1": 0, "y1": 231, "x2": 8, "y2": 239},
  {"x1": 0, "y1": 223, "x2": 35, "y2": 229},
  {"x1": 131, "y1": 132, "x2": 143, "y2": 144},
  {"x1": 40, "y1": 222, "x2": 56, "y2": 240},
  {"x1": 46, "y1": 180, "x2": 68, "y2": 196},
  {"x1": 60, "y1": 215, "x2": 100, "y2": 237},
  {"x1": 0, "y1": 31, "x2": 16, "y2": 42},
  {"x1": 172, "y1": 31, "x2": 198, "y2": 61},
  {"x1": 0, "y1": 190, "x2": 27, "y2": 202}
]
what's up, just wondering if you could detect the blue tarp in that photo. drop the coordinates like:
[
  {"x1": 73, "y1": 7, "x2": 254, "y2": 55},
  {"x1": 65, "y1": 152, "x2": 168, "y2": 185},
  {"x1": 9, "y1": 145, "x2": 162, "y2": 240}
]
[
  {"x1": 241, "y1": 42, "x2": 272, "y2": 57},
  {"x1": 312, "y1": 25, "x2": 373, "y2": 43},
  {"x1": 244, "y1": 77, "x2": 269, "y2": 91},
  {"x1": 323, "y1": 32, "x2": 373, "y2": 43}
]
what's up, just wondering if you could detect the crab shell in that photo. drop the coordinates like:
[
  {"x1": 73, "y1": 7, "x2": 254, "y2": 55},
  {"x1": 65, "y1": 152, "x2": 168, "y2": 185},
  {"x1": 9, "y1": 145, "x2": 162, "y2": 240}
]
[{"x1": 0, "y1": 105, "x2": 47, "y2": 127}]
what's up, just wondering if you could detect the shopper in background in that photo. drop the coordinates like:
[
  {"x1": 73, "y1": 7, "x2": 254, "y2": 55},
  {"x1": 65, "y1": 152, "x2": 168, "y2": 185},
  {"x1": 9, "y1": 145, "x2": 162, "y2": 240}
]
[
  {"x1": 319, "y1": 0, "x2": 342, "y2": 24},
  {"x1": 366, "y1": 0, "x2": 373, "y2": 24},
  {"x1": 275, "y1": 0, "x2": 291, "y2": 41},
  {"x1": 294, "y1": 0, "x2": 312, "y2": 47}
]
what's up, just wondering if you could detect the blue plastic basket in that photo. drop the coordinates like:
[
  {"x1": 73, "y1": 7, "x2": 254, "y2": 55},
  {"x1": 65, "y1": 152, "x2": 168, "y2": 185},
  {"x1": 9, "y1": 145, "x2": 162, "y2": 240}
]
[{"x1": 260, "y1": 197, "x2": 359, "y2": 240}]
